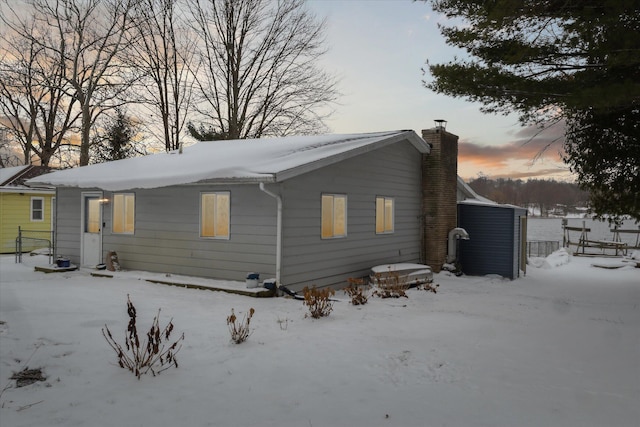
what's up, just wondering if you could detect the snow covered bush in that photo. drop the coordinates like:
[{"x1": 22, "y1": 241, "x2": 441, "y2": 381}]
[
  {"x1": 302, "y1": 286, "x2": 335, "y2": 318},
  {"x1": 227, "y1": 308, "x2": 255, "y2": 344},
  {"x1": 102, "y1": 295, "x2": 184, "y2": 379},
  {"x1": 344, "y1": 278, "x2": 369, "y2": 305}
]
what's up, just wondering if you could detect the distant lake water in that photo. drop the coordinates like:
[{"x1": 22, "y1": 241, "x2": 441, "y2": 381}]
[{"x1": 527, "y1": 217, "x2": 640, "y2": 247}]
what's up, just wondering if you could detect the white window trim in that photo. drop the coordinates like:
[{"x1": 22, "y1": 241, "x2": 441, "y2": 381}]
[
  {"x1": 112, "y1": 193, "x2": 135, "y2": 235},
  {"x1": 30, "y1": 197, "x2": 44, "y2": 222},
  {"x1": 375, "y1": 196, "x2": 395, "y2": 235},
  {"x1": 321, "y1": 193, "x2": 347, "y2": 239},
  {"x1": 200, "y1": 191, "x2": 231, "y2": 240}
]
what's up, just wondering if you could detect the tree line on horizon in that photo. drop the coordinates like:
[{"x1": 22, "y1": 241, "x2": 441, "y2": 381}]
[{"x1": 467, "y1": 176, "x2": 590, "y2": 217}]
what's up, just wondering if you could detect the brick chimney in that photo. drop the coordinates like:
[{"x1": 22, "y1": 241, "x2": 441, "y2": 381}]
[{"x1": 421, "y1": 121, "x2": 459, "y2": 272}]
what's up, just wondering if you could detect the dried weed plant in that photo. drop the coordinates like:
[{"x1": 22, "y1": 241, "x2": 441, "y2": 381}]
[
  {"x1": 277, "y1": 315, "x2": 289, "y2": 331},
  {"x1": 102, "y1": 295, "x2": 184, "y2": 379},
  {"x1": 372, "y1": 270, "x2": 409, "y2": 298},
  {"x1": 303, "y1": 286, "x2": 335, "y2": 318},
  {"x1": 423, "y1": 282, "x2": 440, "y2": 293},
  {"x1": 227, "y1": 308, "x2": 255, "y2": 344},
  {"x1": 344, "y1": 277, "x2": 369, "y2": 305}
]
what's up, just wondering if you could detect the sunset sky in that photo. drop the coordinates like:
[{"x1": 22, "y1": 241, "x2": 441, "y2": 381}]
[
  {"x1": 1, "y1": 0, "x2": 573, "y2": 181},
  {"x1": 307, "y1": 0, "x2": 573, "y2": 182}
]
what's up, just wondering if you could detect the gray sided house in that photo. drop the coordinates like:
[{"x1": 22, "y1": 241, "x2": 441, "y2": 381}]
[
  {"x1": 31, "y1": 131, "x2": 447, "y2": 291},
  {"x1": 456, "y1": 178, "x2": 528, "y2": 279}
]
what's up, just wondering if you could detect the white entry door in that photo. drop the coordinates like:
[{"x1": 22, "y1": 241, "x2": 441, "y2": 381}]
[{"x1": 81, "y1": 192, "x2": 102, "y2": 267}]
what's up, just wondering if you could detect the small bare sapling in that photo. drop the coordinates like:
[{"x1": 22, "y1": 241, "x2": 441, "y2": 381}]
[
  {"x1": 227, "y1": 308, "x2": 255, "y2": 344},
  {"x1": 102, "y1": 295, "x2": 184, "y2": 379}
]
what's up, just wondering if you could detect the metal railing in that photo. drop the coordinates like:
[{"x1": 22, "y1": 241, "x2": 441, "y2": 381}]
[{"x1": 15, "y1": 227, "x2": 54, "y2": 264}]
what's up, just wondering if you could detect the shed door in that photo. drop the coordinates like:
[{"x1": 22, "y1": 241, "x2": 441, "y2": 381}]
[{"x1": 81, "y1": 193, "x2": 102, "y2": 267}]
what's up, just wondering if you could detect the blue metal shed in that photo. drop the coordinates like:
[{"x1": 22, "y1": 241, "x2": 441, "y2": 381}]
[{"x1": 457, "y1": 201, "x2": 528, "y2": 279}]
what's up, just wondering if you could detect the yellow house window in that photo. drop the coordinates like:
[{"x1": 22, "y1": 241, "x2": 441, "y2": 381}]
[
  {"x1": 113, "y1": 194, "x2": 135, "y2": 234},
  {"x1": 31, "y1": 197, "x2": 44, "y2": 221},
  {"x1": 321, "y1": 194, "x2": 347, "y2": 239},
  {"x1": 201, "y1": 192, "x2": 230, "y2": 239},
  {"x1": 376, "y1": 196, "x2": 394, "y2": 234}
]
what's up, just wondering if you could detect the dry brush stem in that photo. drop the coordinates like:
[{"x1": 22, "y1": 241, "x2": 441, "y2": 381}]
[
  {"x1": 372, "y1": 270, "x2": 409, "y2": 299},
  {"x1": 303, "y1": 286, "x2": 335, "y2": 318},
  {"x1": 344, "y1": 277, "x2": 369, "y2": 305},
  {"x1": 227, "y1": 308, "x2": 255, "y2": 344},
  {"x1": 102, "y1": 295, "x2": 184, "y2": 379},
  {"x1": 423, "y1": 283, "x2": 439, "y2": 293}
]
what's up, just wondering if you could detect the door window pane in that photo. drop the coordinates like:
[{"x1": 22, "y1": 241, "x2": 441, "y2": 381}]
[{"x1": 85, "y1": 197, "x2": 100, "y2": 234}]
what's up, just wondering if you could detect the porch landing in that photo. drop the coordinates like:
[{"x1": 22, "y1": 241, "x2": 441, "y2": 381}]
[
  {"x1": 34, "y1": 264, "x2": 79, "y2": 273},
  {"x1": 89, "y1": 270, "x2": 276, "y2": 298}
]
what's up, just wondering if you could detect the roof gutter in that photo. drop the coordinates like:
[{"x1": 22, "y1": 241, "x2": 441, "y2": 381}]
[
  {"x1": 259, "y1": 182, "x2": 282, "y2": 286},
  {"x1": 0, "y1": 187, "x2": 55, "y2": 194}
]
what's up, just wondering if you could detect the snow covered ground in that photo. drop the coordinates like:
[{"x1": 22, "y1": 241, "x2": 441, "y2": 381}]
[{"x1": 1, "y1": 252, "x2": 638, "y2": 427}]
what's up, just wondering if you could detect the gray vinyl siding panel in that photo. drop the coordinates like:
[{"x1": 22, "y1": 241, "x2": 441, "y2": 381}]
[
  {"x1": 54, "y1": 187, "x2": 86, "y2": 264},
  {"x1": 101, "y1": 185, "x2": 277, "y2": 281},
  {"x1": 280, "y1": 141, "x2": 423, "y2": 290}
]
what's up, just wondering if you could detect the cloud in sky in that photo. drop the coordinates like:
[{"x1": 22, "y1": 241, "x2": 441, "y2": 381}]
[{"x1": 458, "y1": 121, "x2": 571, "y2": 180}]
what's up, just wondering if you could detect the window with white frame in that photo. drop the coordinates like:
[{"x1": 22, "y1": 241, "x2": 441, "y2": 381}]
[
  {"x1": 201, "y1": 192, "x2": 230, "y2": 239},
  {"x1": 31, "y1": 197, "x2": 44, "y2": 221},
  {"x1": 376, "y1": 196, "x2": 394, "y2": 234},
  {"x1": 321, "y1": 194, "x2": 347, "y2": 239},
  {"x1": 112, "y1": 193, "x2": 135, "y2": 234}
]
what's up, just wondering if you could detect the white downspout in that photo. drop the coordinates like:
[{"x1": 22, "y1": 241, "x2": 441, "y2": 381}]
[{"x1": 259, "y1": 182, "x2": 282, "y2": 285}]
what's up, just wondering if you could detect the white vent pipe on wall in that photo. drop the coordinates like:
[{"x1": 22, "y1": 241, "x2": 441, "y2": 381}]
[
  {"x1": 259, "y1": 182, "x2": 282, "y2": 285},
  {"x1": 447, "y1": 227, "x2": 470, "y2": 263}
]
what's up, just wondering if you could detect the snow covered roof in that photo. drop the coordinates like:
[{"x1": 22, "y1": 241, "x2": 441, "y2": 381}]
[
  {"x1": 28, "y1": 131, "x2": 429, "y2": 191},
  {"x1": 0, "y1": 165, "x2": 29, "y2": 186},
  {"x1": 456, "y1": 176, "x2": 526, "y2": 211},
  {"x1": 456, "y1": 176, "x2": 496, "y2": 205},
  {"x1": 1, "y1": 165, "x2": 55, "y2": 193}
]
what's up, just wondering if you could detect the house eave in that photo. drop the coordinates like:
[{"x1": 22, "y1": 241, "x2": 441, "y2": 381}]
[
  {"x1": 0, "y1": 186, "x2": 55, "y2": 194},
  {"x1": 186, "y1": 176, "x2": 277, "y2": 186},
  {"x1": 31, "y1": 175, "x2": 277, "y2": 191}
]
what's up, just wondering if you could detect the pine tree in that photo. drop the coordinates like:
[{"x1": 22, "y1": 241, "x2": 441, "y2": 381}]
[
  {"x1": 90, "y1": 109, "x2": 140, "y2": 164},
  {"x1": 424, "y1": 0, "x2": 640, "y2": 221}
]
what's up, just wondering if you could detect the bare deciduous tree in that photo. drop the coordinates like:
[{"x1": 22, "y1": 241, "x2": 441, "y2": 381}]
[
  {"x1": 26, "y1": 0, "x2": 139, "y2": 166},
  {"x1": 127, "y1": 0, "x2": 197, "y2": 151},
  {"x1": 0, "y1": 11, "x2": 80, "y2": 166},
  {"x1": 189, "y1": 0, "x2": 338, "y2": 140}
]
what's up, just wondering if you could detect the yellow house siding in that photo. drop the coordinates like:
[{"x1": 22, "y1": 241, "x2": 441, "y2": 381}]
[{"x1": 0, "y1": 192, "x2": 54, "y2": 253}]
